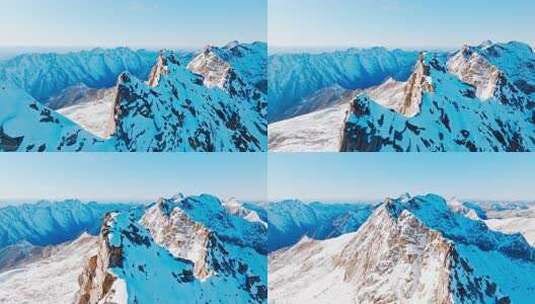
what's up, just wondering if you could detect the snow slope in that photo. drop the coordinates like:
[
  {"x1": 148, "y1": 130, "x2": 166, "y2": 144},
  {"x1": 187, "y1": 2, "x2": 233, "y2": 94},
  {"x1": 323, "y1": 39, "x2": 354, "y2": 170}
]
[
  {"x1": 0, "y1": 233, "x2": 98, "y2": 304},
  {"x1": 269, "y1": 194, "x2": 535, "y2": 304},
  {"x1": 0, "y1": 85, "x2": 115, "y2": 151},
  {"x1": 76, "y1": 194, "x2": 267, "y2": 304},
  {"x1": 268, "y1": 47, "x2": 418, "y2": 121},
  {"x1": 268, "y1": 102, "x2": 350, "y2": 152},
  {"x1": 56, "y1": 86, "x2": 116, "y2": 138}
]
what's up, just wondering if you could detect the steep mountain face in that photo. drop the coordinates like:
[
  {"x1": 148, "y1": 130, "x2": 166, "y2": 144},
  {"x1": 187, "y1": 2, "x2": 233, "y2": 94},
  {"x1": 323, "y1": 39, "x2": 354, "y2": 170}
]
[
  {"x1": 0, "y1": 233, "x2": 98, "y2": 304},
  {"x1": 0, "y1": 42, "x2": 267, "y2": 152},
  {"x1": 75, "y1": 194, "x2": 267, "y2": 304},
  {"x1": 111, "y1": 46, "x2": 267, "y2": 152},
  {"x1": 0, "y1": 48, "x2": 158, "y2": 104},
  {"x1": 0, "y1": 200, "x2": 132, "y2": 250},
  {"x1": 268, "y1": 47, "x2": 419, "y2": 122},
  {"x1": 262, "y1": 200, "x2": 373, "y2": 252},
  {"x1": 269, "y1": 194, "x2": 535, "y2": 304},
  {"x1": 341, "y1": 41, "x2": 535, "y2": 152}
]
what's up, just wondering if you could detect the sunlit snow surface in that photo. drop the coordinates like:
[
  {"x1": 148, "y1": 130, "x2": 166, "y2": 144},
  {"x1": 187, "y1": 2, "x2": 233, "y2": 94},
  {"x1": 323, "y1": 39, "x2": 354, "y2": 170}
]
[{"x1": 0, "y1": 234, "x2": 98, "y2": 304}]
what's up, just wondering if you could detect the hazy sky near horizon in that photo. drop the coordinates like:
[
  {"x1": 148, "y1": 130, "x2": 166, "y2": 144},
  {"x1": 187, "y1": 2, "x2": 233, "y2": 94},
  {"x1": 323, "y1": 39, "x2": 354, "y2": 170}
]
[
  {"x1": 0, "y1": 154, "x2": 266, "y2": 202},
  {"x1": 269, "y1": 0, "x2": 535, "y2": 48},
  {"x1": 268, "y1": 154, "x2": 535, "y2": 202},
  {"x1": 0, "y1": 0, "x2": 266, "y2": 48}
]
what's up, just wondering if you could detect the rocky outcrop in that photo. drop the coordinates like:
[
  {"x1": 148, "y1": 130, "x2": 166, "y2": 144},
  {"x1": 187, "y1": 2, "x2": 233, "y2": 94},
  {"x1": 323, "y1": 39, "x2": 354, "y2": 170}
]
[
  {"x1": 366, "y1": 53, "x2": 434, "y2": 118},
  {"x1": 75, "y1": 214, "x2": 125, "y2": 304},
  {"x1": 140, "y1": 199, "x2": 213, "y2": 279},
  {"x1": 447, "y1": 45, "x2": 502, "y2": 100},
  {"x1": 187, "y1": 46, "x2": 232, "y2": 89}
]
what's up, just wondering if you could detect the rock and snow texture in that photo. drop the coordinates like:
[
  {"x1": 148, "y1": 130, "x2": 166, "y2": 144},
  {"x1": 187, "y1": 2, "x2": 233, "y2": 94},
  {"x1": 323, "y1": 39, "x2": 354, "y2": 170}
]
[
  {"x1": 269, "y1": 194, "x2": 535, "y2": 304},
  {"x1": 112, "y1": 44, "x2": 267, "y2": 152},
  {"x1": 270, "y1": 41, "x2": 535, "y2": 152},
  {"x1": 0, "y1": 42, "x2": 267, "y2": 152},
  {"x1": 341, "y1": 41, "x2": 535, "y2": 152},
  {"x1": 75, "y1": 194, "x2": 267, "y2": 304},
  {"x1": 0, "y1": 233, "x2": 98, "y2": 304}
]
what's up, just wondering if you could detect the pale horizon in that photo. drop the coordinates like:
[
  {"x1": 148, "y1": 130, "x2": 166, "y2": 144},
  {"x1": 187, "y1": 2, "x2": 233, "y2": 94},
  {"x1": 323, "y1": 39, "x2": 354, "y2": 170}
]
[
  {"x1": 0, "y1": 154, "x2": 267, "y2": 202},
  {"x1": 268, "y1": 154, "x2": 535, "y2": 202},
  {"x1": 269, "y1": 0, "x2": 535, "y2": 49},
  {"x1": 0, "y1": 0, "x2": 266, "y2": 48}
]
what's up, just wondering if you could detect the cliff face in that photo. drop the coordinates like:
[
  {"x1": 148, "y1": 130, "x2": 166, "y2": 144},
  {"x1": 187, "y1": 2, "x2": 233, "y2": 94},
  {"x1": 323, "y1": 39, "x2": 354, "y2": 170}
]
[
  {"x1": 75, "y1": 214, "x2": 126, "y2": 304},
  {"x1": 447, "y1": 45, "x2": 502, "y2": 101}
]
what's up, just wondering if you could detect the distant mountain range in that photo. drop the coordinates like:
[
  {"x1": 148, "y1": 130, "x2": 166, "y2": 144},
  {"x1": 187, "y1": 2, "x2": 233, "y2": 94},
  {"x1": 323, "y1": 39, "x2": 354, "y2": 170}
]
[
  {"x1": 269, "y1": 41, "x2": 535, "y2": 152},
  {"x1": 0, "y1": 41, "x2": 267, "y2": 152}
]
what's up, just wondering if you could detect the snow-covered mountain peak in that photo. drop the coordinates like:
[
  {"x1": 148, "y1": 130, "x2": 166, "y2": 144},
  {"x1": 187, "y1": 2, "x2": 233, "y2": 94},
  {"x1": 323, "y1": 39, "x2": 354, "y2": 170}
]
[
  {"x1": 222, "y1": 197, "x2": 267, "y2": 227},
  {"x1": 383, "y1": 194, "x2": 534, "y2": 261},
  {"x1": 224, "y1": 40, "x2": 241, "y2": 49},
  {"x1": 340, "y1": 41, "x2": 535, "y2": 152},
  {"x1": 109, "y1": 47, "x2": 267, "y2": 152},
  {"x1": 478, "y1": 40, "x2": 494, "y2": 48},
  {"x1": 270, "y1": 194, "x2": 535, "y2": 303},
  {"x1": 76, "y1": 194, "x2": 267, "y2": 303},
  {"x1": 188, "y1": 45, "x2": 234, "y2": 89},
  {"x1": 447, "y1": 45, "x2": 502, "y2": 100}
]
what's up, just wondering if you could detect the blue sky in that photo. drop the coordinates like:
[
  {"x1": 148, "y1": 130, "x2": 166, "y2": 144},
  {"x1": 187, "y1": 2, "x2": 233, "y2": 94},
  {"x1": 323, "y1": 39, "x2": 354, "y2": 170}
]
[
  {"x1": 0, "y1": 0, "x2": 266, "y2": 48},
  {"x1": 269, "y1": 0, "x2": 535, "y2": 49},
  {"x1": 268, "y1": 153, "x2": 535, "y2": 202},
  {"x1": 0, "y1": 154, "x2": 266, "y2": 202}
]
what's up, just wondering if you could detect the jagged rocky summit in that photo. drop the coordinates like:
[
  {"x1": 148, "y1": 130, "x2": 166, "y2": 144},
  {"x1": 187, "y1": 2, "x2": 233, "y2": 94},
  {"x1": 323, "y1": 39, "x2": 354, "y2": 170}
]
[
  {"x1": 269, "y1": 193, "x2": 535, "y2": 304},
  {"x1": 75, "y1": 194, "x2": 267, "y2": 304}
]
